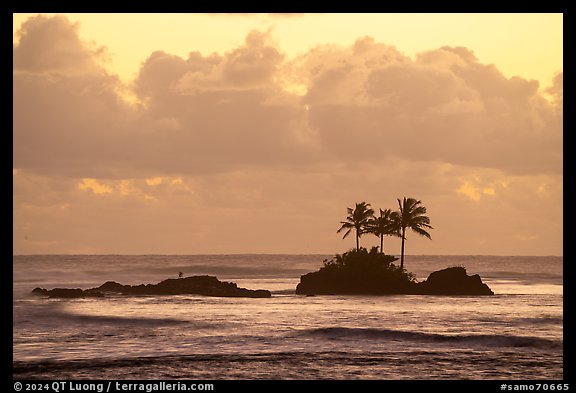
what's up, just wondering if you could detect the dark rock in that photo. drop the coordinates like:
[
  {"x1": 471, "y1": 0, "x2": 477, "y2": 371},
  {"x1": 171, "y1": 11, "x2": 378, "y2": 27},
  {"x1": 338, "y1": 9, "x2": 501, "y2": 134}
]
[
  {"x1": 295, "y1": 249, "x2": 412, "y2": 295},
  {"x1": 415, "y1": 266, "x2": 494, "y2": 296},
  {"x1": 36, "y1": 288, "x2": 84, "y2": 298},
  {"x1": 97, "y1": 281, "x2": 126, "y2": 292},
  {"x1": 83, "y1": 289, "x2": 105, "y2": 297},
  {"x1": 31, "y1": 287, "x2": 48, "y2": 296},
  {"x1": 296, "y1": 267, "x2": 414, "y2": 295},
  {"x1": 31, "y1": 275, "x2": 271, "y2": 299},
  {"x1": 296, "y1": 265, "x2": 493, "y2": 296},
  {"x1": 31, "y1": 287, "x2": 104, "y2": 298}
]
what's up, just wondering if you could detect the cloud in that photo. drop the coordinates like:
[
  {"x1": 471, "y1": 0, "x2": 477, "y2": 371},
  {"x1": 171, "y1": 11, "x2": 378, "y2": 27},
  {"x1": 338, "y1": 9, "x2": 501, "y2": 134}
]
[
  {"x1": 78, "y1": 178, "x2": 113, "y2": 194},
  {"x1": 546, "y1": 72, "x2": 563, "y2": 110},
  {"x1": 13, "y1": 159, "x2": 563, "y2": 254},
  {"x1": 12, "y1": 16, "x2": 562, "y2": 255},
  {"x1": 299, "y1": 41, "x2": 562, "y2": 175},
  {"x1": 13, "y1": 16, "x2": 561, "y2": 180},
  {"x1": 13, "y1": 16, "x2": 138, "y2": 179},
  {"x1": 456, "y1": 181, "x2": 497, "y2": 202},
  {"x1": 9, "y1": 22, "x2": 306, "y2": 179},
  {"x1": 13, "y1": 14, "x2": 108, "y2": 75}
]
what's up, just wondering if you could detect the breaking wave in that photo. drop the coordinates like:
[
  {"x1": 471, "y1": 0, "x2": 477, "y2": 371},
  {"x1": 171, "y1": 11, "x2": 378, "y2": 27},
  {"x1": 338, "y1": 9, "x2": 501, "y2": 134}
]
[{"x1": 294, "y1": 327, "x2": 562, "y2": 349}]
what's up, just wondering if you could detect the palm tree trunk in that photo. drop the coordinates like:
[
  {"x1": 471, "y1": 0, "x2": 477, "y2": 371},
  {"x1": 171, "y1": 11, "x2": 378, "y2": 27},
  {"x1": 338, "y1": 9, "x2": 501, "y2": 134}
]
[
  {"x1": 380, "y1": 235, "x2": 384, "y2": 254},
  {"x1": 400, "y1": 226, "x2": 406, "y2": 269},
  {"x1": 356, "y1": 229, "x2": 360, "y2": 251}
]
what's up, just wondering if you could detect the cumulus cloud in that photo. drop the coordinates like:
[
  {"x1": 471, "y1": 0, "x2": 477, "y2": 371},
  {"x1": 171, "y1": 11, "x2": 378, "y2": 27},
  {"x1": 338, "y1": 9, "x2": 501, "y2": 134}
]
[
  {"x1": 13, "y1": 16, "x2": 562, "y2": 180},
  {"x1": 136, "y1": 30, "x2": 283, "y2": 96},
  {"x1": 13, "y1": 14, "x2": 108, "y2": 75},
  {"x1": 13, "y1": 16, "x2": 137, "y2": 179},
  {"x1": 299, "y1": 41, "x2": 562, "y2": 175},
  {"x1": 546, "y1": 72, "x2": 563, "y2": 111}
]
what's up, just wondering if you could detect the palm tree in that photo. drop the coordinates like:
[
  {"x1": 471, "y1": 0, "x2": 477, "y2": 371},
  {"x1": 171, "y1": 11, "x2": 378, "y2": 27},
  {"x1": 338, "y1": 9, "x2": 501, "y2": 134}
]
[
  {"x1": 337, "y1": 202, "x2": 375, "y2": 251},
  {"x1": 367, "y1": 208, "x2": 401, "y2": 254},
  {"x1": 397, "y1": 197, "x2": 433, "y2": 270}
]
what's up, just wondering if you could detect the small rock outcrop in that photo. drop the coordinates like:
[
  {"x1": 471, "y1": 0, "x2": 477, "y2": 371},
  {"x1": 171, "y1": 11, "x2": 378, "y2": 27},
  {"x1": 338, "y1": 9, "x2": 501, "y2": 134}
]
[
  {"x1": 296, "y1": 267, "x2": 414, "y2": 295},
  {"x1": 296, "y1": 256, "x2": 494, "y2": 296},
  {"x1": 414, "y1": 266, "x2": 494, "y2": 295},
  {"x1": 32, "y1": 275, "x2": 271, "y2": 299},
  {"x1": 31, "y1": 287, "x2": 103, "y2": 298},
  {"x1": 296, "y1": 248, "x2": 412, "y2": 295}
]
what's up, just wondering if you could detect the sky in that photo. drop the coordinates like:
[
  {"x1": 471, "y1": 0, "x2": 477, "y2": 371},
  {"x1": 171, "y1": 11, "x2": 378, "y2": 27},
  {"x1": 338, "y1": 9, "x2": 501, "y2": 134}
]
[{"x1": 13, "y1": 13, "x2": 563, "y2": 255}]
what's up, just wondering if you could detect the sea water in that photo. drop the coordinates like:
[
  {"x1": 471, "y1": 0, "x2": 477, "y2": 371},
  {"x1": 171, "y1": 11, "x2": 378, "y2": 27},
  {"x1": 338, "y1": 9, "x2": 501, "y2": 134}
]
[{"x1": 13, "y1": 255, "x2": 563, "y2": 379}]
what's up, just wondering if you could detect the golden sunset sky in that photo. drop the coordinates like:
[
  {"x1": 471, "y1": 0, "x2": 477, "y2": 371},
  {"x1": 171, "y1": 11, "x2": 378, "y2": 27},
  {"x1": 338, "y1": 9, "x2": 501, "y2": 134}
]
[{"x1": 13, "y1": 13, "x2": 563, "y2": 255}]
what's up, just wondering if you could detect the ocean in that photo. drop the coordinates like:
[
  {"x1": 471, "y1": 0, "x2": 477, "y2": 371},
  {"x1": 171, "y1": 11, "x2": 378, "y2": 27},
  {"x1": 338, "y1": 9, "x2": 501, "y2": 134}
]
[{"x1": 12, "y1": 254, "x2": 563, "y2": 380}]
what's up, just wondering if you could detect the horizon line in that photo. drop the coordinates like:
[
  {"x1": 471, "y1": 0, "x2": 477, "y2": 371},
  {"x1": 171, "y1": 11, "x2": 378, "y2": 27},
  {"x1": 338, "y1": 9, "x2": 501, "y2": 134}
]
[{"x1": 12, "y1": 252, "x2": 563, "y2": 258}]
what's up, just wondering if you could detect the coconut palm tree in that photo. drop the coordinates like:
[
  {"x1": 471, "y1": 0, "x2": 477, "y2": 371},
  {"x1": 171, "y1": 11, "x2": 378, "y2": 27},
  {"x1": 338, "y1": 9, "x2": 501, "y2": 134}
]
[
  {"x1": 397, "y1": 197, "x2": 433, "y2": 270},
  {"x1": 337, "y1": 202, "x2": 375, "y2": 251},
  {"x1": 368, "y1": 208, "x2": 401, "y2": 254}
]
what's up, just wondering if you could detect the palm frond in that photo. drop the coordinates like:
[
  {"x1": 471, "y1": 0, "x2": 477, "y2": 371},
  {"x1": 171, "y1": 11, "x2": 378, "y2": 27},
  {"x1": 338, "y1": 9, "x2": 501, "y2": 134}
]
[
  {"x1": 397, "y1": 196, "x2": 433, "y2": 236},
  {"x1": 411, "y1": 226, "x2": 432, "y2": 239},
  {"x1": 397, "y1": 198, "x2": 404, "y2": 214},
  {"x1": 340, "y1": 228, "x2": 352, "y2": 239},
  {"x1": 338, "y1": 202, "x2": 376, "y2": 247},
  {"x1": 411, "y1": 216, "x2": 432, "y2": 226},
  {"x1": 337, "y1": 222, "x2": 354, "y2": 233}
]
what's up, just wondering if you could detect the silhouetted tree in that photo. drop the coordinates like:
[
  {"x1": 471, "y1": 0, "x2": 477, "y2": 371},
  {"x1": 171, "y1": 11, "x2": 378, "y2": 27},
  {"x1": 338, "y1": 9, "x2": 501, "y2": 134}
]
[
  {"x1": 337, "y1": 202, "x2": 375, "y2": 251},
  {"x1": 397, "y1": 197, "x2": 433, "y2": 269},
  {"x1": 367, "y1": 208, "x2": 401, "y2": 254}
]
